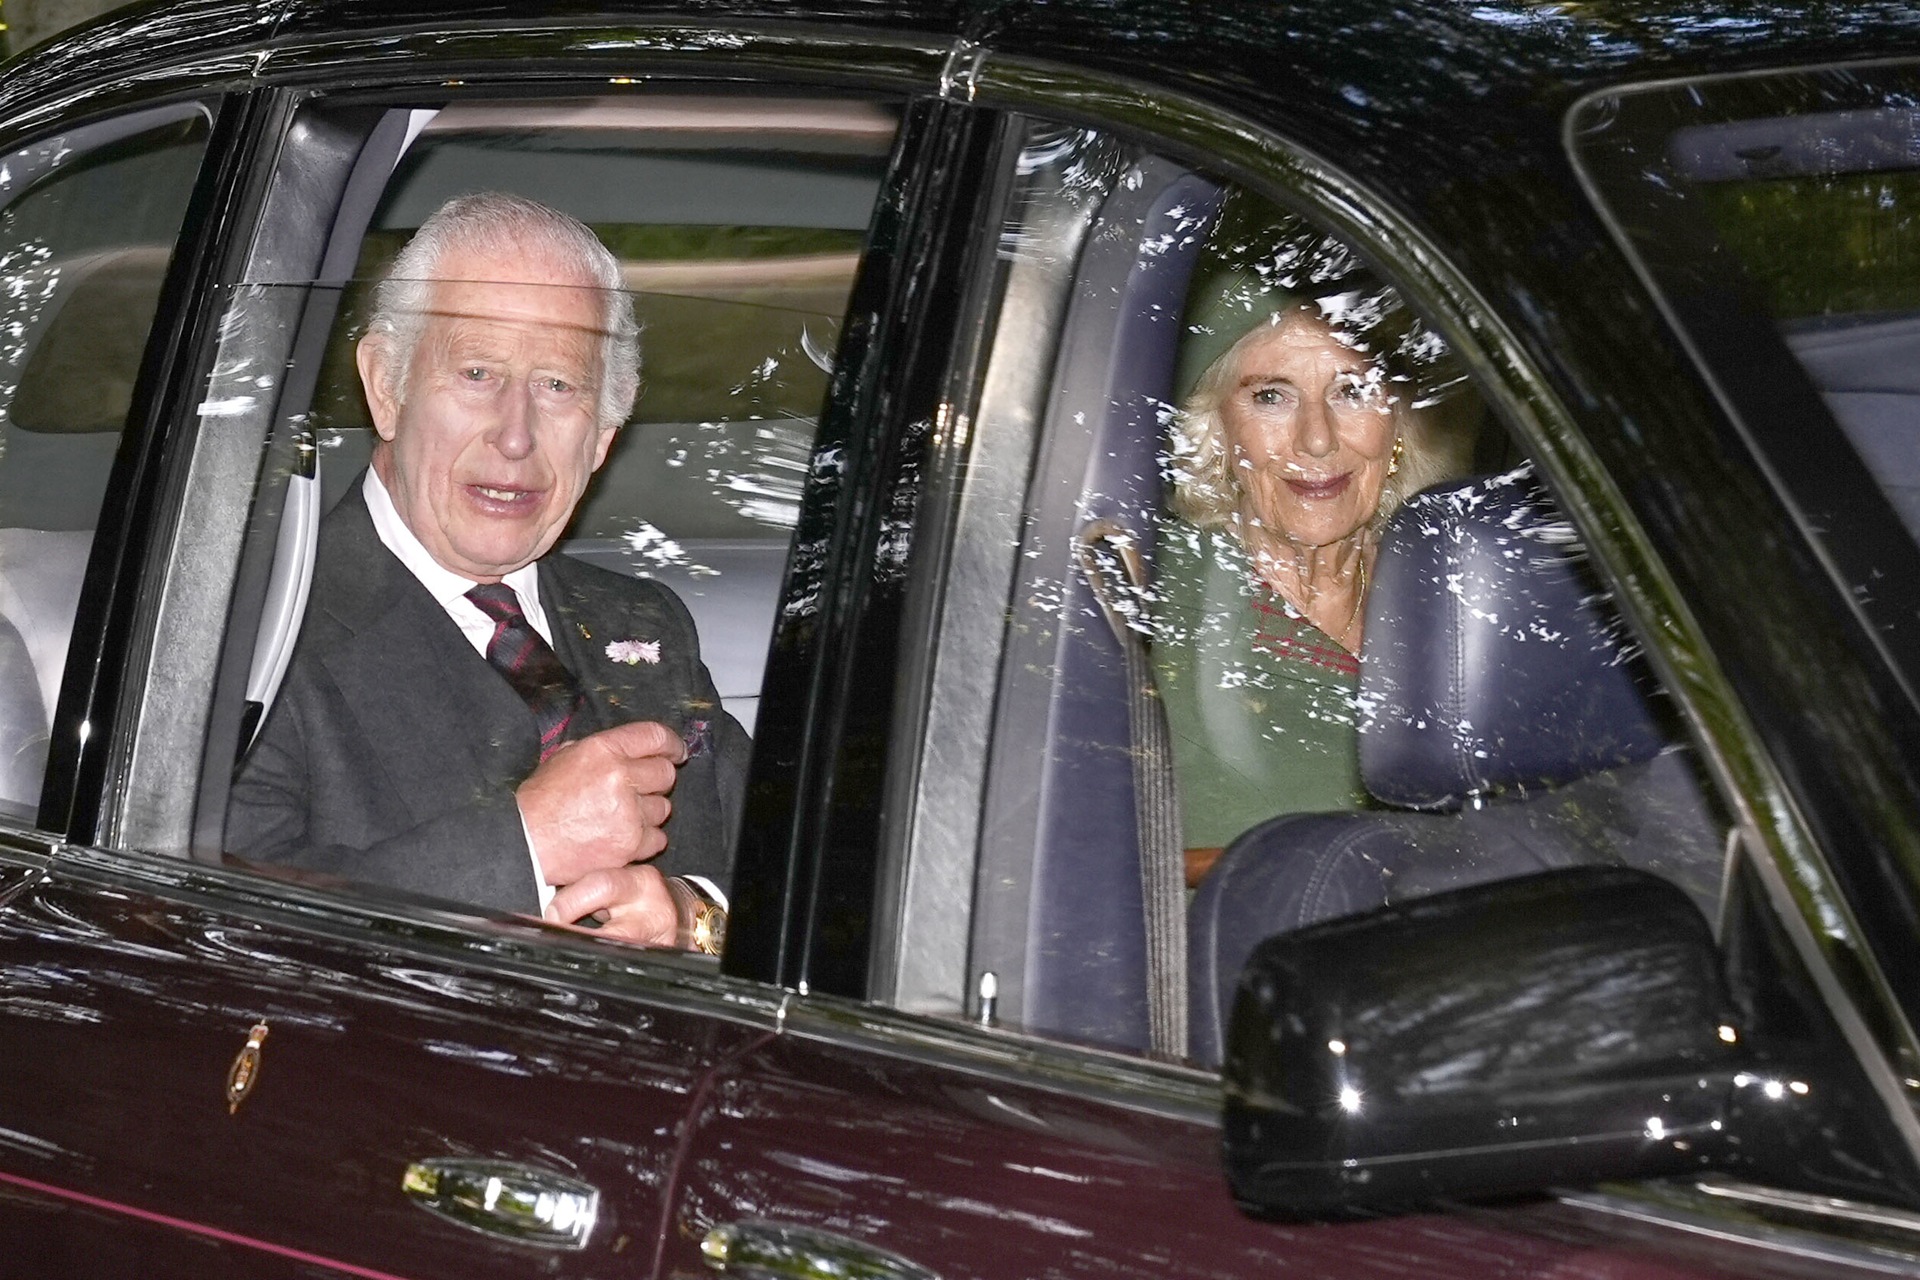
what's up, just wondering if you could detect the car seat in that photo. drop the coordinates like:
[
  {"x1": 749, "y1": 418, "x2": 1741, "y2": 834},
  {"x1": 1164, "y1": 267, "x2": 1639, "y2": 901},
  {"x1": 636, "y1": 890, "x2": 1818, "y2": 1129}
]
[{"x1": 1186, "y1": 469, "x2": 1728, "y2": 1065}]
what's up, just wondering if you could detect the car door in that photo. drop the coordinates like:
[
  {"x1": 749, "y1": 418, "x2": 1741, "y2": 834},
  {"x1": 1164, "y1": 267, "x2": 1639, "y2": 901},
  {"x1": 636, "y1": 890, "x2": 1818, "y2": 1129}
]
[
  {"x1": 665, "y1": 48, "x2": 1920, "y2": 1280},
  {"x1": 0, "y1": 12, "x2": 953, "y2": 1278}
]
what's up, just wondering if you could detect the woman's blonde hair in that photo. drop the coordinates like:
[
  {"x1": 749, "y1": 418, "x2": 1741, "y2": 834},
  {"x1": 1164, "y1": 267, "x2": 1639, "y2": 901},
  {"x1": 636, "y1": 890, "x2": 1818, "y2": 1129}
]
[{"x1": 1166, "y1": 304, "x2": 1458, "y2": 534}]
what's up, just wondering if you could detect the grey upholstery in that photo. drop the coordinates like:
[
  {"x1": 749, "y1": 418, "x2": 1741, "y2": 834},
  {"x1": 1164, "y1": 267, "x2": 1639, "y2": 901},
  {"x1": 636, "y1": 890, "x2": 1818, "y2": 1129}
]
[
  {"x1": 1786, "y1": 312, "x2": 1920, "y2": 537},
  {"x1": 0, "y1": 615, "x2": 48, "y2": 814},
  {"x1": 1186, "y1": 471, "x2": 1725, "y2": 1065},
  {"x1": 0, "y1": 527, "x2": 93, "y2": 814}
]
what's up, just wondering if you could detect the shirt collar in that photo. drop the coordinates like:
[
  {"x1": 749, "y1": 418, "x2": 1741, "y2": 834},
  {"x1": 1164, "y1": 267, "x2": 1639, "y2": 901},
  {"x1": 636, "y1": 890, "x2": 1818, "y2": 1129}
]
[{"x1": 362, "y1": 467, "x2": 544, "y2": 613}]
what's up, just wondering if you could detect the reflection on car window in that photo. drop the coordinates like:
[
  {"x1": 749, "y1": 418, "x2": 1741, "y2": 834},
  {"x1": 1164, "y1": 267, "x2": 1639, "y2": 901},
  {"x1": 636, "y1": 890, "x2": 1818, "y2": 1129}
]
[
  {"x1": 1644, "y1": 98, "x2": 1915, "y2": 529},
  {"x1": 916, "y1": 125, "x2": 1730, "y2": 1068},
  {"x1": 0, "y1": 103, "x2": 210, "y2": 819},
  {"x1": 1571, "y1": 74, "x2": 1920, "y2": 589}
]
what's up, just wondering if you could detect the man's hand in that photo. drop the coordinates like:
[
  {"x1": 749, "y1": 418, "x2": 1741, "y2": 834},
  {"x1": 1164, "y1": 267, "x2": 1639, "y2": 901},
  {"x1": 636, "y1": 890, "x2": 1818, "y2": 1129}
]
[
  {"x1": 517, "y1": 719, "x2": 686, "y2": 886},
  {"x1": 545, "y1": 863, "x2": 678, "y2": 946}
]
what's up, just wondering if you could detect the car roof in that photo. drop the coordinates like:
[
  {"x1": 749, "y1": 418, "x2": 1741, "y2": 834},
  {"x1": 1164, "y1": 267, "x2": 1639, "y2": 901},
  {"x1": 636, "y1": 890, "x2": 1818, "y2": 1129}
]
[
  {"x1": 24, "y1": 0, "x2": 1920, "y2": 96},
  {"x1": 14, "y1": 0, "x2": 1920, "y2": 191},
  {"x1": 8, "y1": 0, "x2": 1915, "y2": 411}
]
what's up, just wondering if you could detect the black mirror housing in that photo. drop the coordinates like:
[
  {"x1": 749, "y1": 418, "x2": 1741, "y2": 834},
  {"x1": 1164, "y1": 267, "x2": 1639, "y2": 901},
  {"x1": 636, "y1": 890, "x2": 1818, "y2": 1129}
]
[{"x1": 1223, "y1": 867, "x2": 1740, "y2": 1217}]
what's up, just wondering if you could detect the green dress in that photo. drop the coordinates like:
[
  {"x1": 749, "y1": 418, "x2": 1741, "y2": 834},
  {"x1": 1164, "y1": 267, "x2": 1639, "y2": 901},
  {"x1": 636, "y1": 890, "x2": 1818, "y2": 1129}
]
[{"x1": 1152, "y1": 523, "x2": 1368, "y2": 850}]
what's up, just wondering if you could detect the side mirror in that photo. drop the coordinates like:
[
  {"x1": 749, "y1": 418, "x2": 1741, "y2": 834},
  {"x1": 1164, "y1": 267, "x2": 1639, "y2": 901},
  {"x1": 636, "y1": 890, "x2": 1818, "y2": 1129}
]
[{"x1": 1223, "y1": 867, "x2": 1740, "y2": 1217}]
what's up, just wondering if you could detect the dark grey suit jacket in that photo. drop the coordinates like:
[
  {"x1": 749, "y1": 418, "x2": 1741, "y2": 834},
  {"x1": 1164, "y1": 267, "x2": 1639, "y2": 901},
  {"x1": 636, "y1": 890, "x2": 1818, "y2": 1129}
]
[{"x1": 226, "y1": 483, "x2": 749, "y2": 916}]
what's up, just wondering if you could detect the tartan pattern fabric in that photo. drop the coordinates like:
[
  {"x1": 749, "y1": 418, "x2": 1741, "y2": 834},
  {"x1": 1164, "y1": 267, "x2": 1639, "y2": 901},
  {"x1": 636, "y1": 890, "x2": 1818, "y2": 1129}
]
[
  {"x1": 1249, "y1": 593, "x2": 1360, "y2": 678},
  {"x1": 466, "y1": 582, "x2": 589, "y2": 761}
]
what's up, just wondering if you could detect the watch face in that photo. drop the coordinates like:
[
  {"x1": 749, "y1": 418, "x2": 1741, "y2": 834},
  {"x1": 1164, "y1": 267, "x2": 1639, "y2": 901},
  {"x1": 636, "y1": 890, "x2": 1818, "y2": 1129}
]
[{"x1": 695, "y1": 905, "x2": 727, "y2": 956}]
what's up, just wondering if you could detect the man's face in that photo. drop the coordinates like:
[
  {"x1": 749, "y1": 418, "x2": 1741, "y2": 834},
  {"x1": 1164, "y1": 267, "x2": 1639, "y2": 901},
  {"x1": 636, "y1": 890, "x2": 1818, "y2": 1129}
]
[{"x1": 360, "y1": 244, "x2": 618, "y2": 582}]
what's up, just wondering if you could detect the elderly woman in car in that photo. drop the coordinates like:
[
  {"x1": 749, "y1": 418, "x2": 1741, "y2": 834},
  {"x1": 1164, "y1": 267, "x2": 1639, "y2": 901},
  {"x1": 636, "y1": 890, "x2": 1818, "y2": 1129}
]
[{"x1": 1154, "y1": 221, "x2": 1469, "y2": 881}]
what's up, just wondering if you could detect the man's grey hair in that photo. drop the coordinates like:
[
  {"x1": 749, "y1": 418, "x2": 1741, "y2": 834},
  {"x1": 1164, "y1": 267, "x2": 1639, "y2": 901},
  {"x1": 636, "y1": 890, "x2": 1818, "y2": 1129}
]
[
  {"x1": 1167, "y1": 305, "x2": 1455, "y2": 536},
  {"x1": 363, "y1": 191, "x2": 641, "y2": 430}
]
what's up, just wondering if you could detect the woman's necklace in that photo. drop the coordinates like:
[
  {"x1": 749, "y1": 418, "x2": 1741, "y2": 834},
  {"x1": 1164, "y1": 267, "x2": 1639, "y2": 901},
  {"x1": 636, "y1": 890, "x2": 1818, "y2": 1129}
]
[
  {"x1": 1252, "y1": 534, "x2": 1370, "y2": 650},
  {"x1": 1334, "y1": 553, "x2": 1369, "y2": 653}
]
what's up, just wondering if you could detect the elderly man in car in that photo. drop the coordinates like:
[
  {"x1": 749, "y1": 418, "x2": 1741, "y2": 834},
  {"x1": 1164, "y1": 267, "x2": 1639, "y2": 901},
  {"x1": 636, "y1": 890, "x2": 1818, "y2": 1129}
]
[{"x1": 227, "y1": 191, "x2": 747, "y2": 953}]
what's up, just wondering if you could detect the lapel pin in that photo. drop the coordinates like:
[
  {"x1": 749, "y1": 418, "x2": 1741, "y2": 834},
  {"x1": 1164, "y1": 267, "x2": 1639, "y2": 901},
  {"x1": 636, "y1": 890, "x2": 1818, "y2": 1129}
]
[{"x1": 606, "y1": 639, "x2": 660, "y2": 666}]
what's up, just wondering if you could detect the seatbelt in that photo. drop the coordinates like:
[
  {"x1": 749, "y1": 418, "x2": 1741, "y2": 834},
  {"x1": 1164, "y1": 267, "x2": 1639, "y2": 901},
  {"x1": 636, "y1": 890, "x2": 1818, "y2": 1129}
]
[{"x1": 1075, "y1": 520, "x2": 1187, "y2": 1059}]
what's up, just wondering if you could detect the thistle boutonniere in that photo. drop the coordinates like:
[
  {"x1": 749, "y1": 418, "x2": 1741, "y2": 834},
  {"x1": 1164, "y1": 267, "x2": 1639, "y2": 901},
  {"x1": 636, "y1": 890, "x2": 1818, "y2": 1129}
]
[{"x1": 605, "y1": 639, "x2": 660, "y2": 666}]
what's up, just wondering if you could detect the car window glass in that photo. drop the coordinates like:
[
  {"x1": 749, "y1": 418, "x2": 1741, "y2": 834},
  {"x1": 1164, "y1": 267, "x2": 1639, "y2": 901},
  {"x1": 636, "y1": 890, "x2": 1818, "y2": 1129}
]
[
  {"x1": 1570, "y1": 69, "x2": 1920, "y2": 682},
  {"x1": 0, "y1": 102, "x2": 211, "y2": 821},
  {"x1": 1573, "y1": 76, "x2": 1919, "y2": 527},
  {"x1": 196, "y1": 95, "x2": 899, "y2": 945},
  {"x1": 885, "y1": 118, "x2": 1734, "y2": 1067}
]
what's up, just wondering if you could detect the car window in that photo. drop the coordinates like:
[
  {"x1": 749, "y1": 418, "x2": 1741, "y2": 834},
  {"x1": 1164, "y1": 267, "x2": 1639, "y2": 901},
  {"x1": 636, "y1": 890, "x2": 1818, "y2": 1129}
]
[
  {"x1": 1569, "y1": 68, "x2": 1920, "y2": 692},
  {"x1": 0, "y1": 101, "x2": 211, "y2": 821},
  {"x1": 876, "y1": 117, "x2": 1735, "y2": 1066},
  {"x1": 185, "y1": 94, "x2": 900, "y2": 931}
]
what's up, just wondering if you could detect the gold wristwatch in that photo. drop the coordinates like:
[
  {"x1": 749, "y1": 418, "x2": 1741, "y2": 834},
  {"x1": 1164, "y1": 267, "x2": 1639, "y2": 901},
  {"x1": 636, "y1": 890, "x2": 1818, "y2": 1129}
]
[{"x1": 670, "y1": 877, "x2": 727, "y2": 956}]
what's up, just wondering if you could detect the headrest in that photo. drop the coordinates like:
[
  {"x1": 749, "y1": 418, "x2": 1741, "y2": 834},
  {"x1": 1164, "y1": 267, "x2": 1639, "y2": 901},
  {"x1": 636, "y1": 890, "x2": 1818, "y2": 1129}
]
[{"x1": 1358, "y1": 469, "x2": 1670, "y2": 810}]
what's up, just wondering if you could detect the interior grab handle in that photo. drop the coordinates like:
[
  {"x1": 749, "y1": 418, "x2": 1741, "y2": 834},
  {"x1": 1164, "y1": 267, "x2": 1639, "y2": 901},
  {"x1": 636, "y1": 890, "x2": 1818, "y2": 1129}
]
[
  {"x1": 702, "y1": 1220, "x2": 942, "y2": 1280},
  {"x1": 400, "y1": 1157, "x2": 598, "y2": 1250}
]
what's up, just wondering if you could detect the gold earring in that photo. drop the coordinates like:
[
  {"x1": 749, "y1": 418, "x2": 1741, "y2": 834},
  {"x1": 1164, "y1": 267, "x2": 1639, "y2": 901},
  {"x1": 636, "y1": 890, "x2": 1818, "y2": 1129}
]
[{"x1": 1388, "y1": 434, "x2": 1404, "y2": 478}]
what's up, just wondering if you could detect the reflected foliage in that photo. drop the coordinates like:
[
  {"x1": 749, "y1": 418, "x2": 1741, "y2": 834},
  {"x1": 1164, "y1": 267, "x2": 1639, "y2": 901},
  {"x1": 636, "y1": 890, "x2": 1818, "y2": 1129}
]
[{"x1": 1701, "y1": 173, "x2": 1920, "y2": 319}]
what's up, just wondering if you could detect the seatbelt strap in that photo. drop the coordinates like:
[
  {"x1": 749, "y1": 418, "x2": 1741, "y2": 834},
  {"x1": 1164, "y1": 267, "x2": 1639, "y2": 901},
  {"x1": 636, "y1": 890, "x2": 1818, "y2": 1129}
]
[{"x1": 1075, "y1": 520, "x2": 1187, "y2": 1059}]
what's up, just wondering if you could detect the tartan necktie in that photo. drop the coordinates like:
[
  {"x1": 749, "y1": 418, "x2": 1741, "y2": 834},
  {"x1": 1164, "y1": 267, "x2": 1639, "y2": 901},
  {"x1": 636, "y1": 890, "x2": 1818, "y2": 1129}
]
[{"x1": 465, "y1": 582, "x2": 589, "y2": 762}]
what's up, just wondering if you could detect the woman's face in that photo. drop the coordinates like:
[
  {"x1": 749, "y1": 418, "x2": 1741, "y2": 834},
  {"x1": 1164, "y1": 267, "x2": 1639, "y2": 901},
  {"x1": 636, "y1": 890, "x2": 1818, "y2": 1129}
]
[{"x1": 1217, "y1": 309, "x2": 1397, "y2": 551}]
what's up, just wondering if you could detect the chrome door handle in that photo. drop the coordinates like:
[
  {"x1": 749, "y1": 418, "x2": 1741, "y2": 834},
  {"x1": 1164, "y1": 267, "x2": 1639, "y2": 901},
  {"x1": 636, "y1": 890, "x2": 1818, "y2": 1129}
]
[
  {"x1": 702, "y1": 1220, "x2": 941, "y2": 1280},
  {"x1": 400, "y1": 1157, "x2": 598, "y2": 1250}
]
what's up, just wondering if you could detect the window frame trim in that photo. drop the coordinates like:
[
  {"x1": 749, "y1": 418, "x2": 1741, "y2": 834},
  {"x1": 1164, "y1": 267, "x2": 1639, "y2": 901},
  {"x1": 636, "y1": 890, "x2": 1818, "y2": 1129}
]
[
  {"x1": 867, "y1": 112, "x2": 1115, "y2": 1019},
  {"x1": 253, "y1": 17, "x2": 952, "y2": 95}
]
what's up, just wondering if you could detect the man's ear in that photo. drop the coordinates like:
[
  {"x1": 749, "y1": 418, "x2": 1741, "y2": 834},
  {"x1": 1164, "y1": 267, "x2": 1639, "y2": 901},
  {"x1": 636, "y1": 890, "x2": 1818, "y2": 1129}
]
[
  {"x1": 590, "y1": 422, "x2": 620, "y2": 472},
  {"x1": 356, "y1": 335, "x2": 401, "y2": 442}
]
